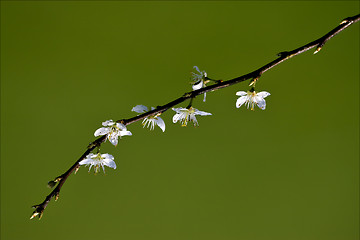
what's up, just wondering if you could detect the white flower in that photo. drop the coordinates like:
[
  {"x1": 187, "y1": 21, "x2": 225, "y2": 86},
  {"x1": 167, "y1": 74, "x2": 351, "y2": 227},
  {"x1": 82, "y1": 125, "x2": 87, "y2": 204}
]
[
  {"x1": 172, "y1": 107, "x2": 212, "y2": 126},
  {"x1": 236, "y1": 90, "x2": 271, "y2": 110},
  {"x1": 131, "y1": 105, "x2": 165, "y2": 132},
  {"x1": 79, "y1": 153, "x2": 116, "y2": 174},
  {"x1": 94, "y1": 120, "x2": 132, "y2": 146},
  {"x1": 191, "y1": 66, "x2": 208, "y2": 102}
]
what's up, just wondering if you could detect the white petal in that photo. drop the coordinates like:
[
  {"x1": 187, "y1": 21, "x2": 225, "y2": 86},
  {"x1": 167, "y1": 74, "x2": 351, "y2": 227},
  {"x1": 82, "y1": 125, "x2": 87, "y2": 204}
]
[
  {"x1": 155, "y1": 117, "x2": 166, "y2": 132},
  {"x1": 194, "y1": 109, "x2": 212, "y2": 116},
  {"x1": 190, "y1": 114, "x2": 198, "y2": 126},
  {"x1": 172, "y1": 113, "x2": 182, "y2": 123},
  {"x1": 132, "y1": 105, "x2": 148, "y2": 113},
  {"x1": 192, "y1": 81, "x2": 203, "y2": 90},
  {"x1": 94, "y1": 127, "x2": 110, "y2": 137},
  {"x1": 236, "y1": 96, "x2": 247, "y2": 108},
  {"x1": 103, "y1": 158, "x2": 116, "y2": 169},
  {"x1": 236, "y1": 91, "x2": 247, "y2": 96},
  {"x1": 257, "y1": 91, "x2": 271, "y2": 99},
  {"x1": 79, "y1": 158, "x2": 93, "y2": 166},
  {"x1": 256, "y1": 98, "x2": 267, "y2": 110},
  {"x1": 102, "y1": 120, "x2": 114, "y2": 126},
  {"x1": 109, "y1": 134, "x2": 118, "y2": 146},
  {"x1": 101, "y1": 153, "x2": 114, "y2": 160},
  {"x1": 116, "y1": 122, "x2": 127, "y2": 130},
  {"x1": 119, "y1": 130, "x2": 132, "y2": 137},
  {"x1": 172, "y1": 107, "x2": 182, "y2": 113}
]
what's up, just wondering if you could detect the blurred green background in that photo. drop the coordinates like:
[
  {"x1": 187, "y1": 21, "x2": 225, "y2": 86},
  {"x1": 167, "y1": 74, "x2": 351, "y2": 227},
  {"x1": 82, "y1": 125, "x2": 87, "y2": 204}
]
[{"x1": 1, "y1": 1, "x2": 359, "y2": 240}]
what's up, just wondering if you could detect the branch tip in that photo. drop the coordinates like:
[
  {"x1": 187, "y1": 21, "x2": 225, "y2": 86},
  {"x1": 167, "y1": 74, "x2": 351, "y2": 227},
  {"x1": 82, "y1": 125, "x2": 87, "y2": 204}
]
[{"x1": 30, "y1": 205, "x2": 44, "y2": 220}]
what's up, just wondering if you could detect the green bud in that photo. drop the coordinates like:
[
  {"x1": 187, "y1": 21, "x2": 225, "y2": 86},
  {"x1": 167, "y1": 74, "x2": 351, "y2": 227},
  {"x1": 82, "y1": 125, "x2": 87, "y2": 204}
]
[{"x1": 47, "y1": 180, "x2": 56, "y2": 188}]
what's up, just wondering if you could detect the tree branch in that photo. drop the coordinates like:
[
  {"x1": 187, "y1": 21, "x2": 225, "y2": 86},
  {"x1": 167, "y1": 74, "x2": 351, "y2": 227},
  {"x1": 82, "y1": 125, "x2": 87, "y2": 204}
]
[{"x1": 30, "y1": 13, "x2": 360, "y2": 220}]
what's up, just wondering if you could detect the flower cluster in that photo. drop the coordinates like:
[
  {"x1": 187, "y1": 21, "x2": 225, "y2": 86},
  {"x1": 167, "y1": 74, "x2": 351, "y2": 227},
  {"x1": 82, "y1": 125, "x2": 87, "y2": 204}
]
[{"x1": 80, "y1": 67, "x2": 270, "y2": 175}]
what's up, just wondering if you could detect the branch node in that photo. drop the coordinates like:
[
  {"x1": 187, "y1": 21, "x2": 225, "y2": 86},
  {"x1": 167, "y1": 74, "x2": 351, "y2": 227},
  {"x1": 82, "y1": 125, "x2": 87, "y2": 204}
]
[
  {"x1": 277, "y1": 51, "x2": 289, "y2": 57},
  {"x1": 183, "y1": 92, "x2": 192, "y2": 98},
  {"x1": 55, "y1": 192, "x2": 60, "y2": 201}
]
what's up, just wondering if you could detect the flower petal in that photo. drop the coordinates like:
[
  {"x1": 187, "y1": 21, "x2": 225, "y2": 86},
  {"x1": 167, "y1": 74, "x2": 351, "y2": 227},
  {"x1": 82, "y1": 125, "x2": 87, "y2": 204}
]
[
  {"x1": 192, "y1": 81, "x2": 203, "y2": 90},
  {"x1": 102, "y1": 120, "x2": 114, "y2": 126},
  {"x1": 236, "y1": 96, "x2": 247, "y2": 108},
  {"x1": 256, "y1": 97, "x2": 267, "y2": 110},
  {"x1": 172, "y1": 107, "x2": 183, "y2": 113},
  {"x1": 103, "y1": 158, "x2": 116, "y2": 169},
  {"x1": 79, "y1": 158, "x2": 93, "y2": 166},
  {"x1": 132, "y1": 105, "x2": 148, "y2": 113},
  {"x1": 194, "y1": 109, "x2": 212, "y2": 116},
  {"x1": 116, "y1": 123, "x2": 127, "y2": 131},
  {"x1": 257, "y1": 91, "x2": 271, "y2": 99},
  {"x1": 190, "y1": 115, "x2": 198, "y2": 126},
  {"x1": 156, "y1": 117, "x2": 166, "y2": 132},
  {"x1": 109, "y1": 134, "x2": 118, "y2": 146},
  {"x1": 236, "y1": 91, "x2": 247, "y2": 96},
  {"x1": 119, "y1": 130, "x2": 132, "y2": 137},
  {"x1": 172, "y1": 113, "x2": 181, "y2": 123},
  {"x1": 94, "y1": 127, "x2": 110, "y2": 137},
  {"x1": 101, "y1": 153, "x2": 114, "y2": 160}
]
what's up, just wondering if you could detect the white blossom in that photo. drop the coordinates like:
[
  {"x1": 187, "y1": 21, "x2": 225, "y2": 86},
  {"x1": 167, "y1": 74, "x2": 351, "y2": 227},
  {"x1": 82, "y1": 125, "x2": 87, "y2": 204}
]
[
  {"x1": 172, "y1": 107, "x2": 212, "y2": 126},
  {"x1": 131, "y1": 105, "x2": 165, "y2": 132},
  {"x1": 79, "y1": 153, "x2": 116, "y2": 174},
  {"x1": 236, "y1": 90, "x2": 271, "y2": 110},
  {"x1": 191, "y1": 66, "x2": 208, "y2": 102},
  {"x1": 94, "y1": 120, "x2": 132, "y2": 146}
]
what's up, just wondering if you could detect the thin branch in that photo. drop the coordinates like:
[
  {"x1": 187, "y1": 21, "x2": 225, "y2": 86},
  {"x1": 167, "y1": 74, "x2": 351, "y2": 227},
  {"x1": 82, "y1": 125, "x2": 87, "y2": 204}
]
[{"x1": 31, "y1": 14, "x2": 360, "y2": 220}]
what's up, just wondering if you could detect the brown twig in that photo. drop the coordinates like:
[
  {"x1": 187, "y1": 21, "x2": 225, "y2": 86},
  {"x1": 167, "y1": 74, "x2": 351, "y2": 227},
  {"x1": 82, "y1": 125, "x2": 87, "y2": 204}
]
[{"x1": 31, "y1": 14, "x2": 360, "y2": 220}]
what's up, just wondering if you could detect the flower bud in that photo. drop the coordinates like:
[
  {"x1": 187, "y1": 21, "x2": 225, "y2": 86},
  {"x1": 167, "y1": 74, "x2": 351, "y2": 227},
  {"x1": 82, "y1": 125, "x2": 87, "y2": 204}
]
[{"x1": 47, "y1": 180, "x2": 56, "y2": 188}]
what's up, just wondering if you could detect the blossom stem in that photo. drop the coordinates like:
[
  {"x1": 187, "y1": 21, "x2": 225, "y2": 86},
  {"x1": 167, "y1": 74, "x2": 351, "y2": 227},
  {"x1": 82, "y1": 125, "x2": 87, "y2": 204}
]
[
  {"x1": 186, "y1": 97, "x2": 194, "y2": 109},
  {"x1": 31, "y1": 13, "x2": 359, "y2": 219}
]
